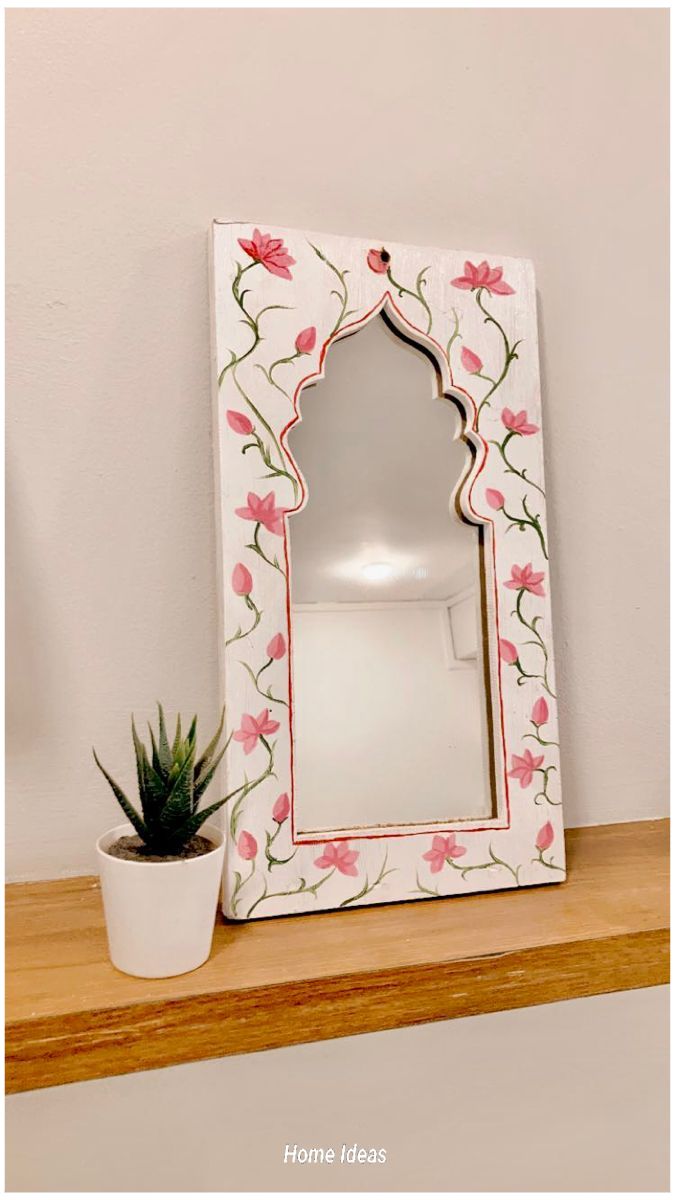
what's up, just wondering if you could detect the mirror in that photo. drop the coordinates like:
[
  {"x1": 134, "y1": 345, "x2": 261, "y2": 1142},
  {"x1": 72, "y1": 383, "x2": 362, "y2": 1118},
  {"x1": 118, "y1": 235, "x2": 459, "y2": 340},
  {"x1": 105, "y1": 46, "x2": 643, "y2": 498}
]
[{"x1": 288, "y1": 316, "x2": 495, "y2": 836}]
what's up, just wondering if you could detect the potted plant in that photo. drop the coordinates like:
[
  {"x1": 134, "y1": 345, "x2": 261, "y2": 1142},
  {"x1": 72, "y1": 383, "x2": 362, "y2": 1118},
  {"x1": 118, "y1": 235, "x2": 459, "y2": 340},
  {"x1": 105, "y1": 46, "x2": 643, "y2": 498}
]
[{"x1": 93, "y1": 705, "x2": 228, "y2": 979}]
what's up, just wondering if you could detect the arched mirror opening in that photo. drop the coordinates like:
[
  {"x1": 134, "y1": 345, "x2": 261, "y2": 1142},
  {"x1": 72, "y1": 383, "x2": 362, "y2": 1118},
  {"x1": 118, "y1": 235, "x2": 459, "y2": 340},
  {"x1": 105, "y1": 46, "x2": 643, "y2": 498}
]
[{"x1": 287, "y1": 314, "x2": 499, "y2": 837}]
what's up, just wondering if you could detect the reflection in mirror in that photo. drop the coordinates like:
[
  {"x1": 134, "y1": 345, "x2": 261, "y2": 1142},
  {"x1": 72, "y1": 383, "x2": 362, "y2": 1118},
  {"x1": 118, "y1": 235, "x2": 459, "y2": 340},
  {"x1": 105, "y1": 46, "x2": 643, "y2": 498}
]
[{"x1": 288, "y1": 316, "x2": 495, "y2": 836}]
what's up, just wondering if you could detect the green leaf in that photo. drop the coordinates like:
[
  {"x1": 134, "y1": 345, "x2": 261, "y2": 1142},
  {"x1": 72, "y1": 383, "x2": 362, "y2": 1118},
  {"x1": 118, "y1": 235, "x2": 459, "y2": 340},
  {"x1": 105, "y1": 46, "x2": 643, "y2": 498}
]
[
  {"x1": 148, "y1": 724, "x2": 167, "y2": 781},
  {"x1": 157, "y1": 703, "x2": 173, "y2": 773},
  {"x1": 172, "y1": 714, "x2": 182, "y2": 756},
  {"x1": 194, "y1": 707, "x2": 225, "y2": 782},
  {"x1": 193, "y1": 744, "x2": 226, "y2": 806},
  {"x1": 139, "y1": 752, "x2": 169, "y2": 823},
  {"x1": 93, "y1": 749, "x2": 147, "y2": 840},
  {"x1": 158, "y1": 743, "x2": 196, "y2": 833},
  {"x1": 131, "y1": 717, "x2": 148, "y2": 810},
  {"x1": 178, "y1": 793, "x2": 229, "y2": 839},
  {"x1": 186, "y1": 714, "x2": 197, "y2": 749}
]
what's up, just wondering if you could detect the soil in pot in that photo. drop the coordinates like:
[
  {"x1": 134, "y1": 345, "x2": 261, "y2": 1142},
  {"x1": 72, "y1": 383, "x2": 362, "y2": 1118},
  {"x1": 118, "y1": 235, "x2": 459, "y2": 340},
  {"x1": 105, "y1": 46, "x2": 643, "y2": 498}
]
[{"x1": 106, "y1": 834, "x2": 214, "y2": 863}]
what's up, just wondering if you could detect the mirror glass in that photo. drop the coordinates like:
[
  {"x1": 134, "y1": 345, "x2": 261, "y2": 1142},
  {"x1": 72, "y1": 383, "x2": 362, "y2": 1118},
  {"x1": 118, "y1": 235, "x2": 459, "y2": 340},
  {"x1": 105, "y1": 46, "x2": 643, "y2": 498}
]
[{"x1": 288, "y1": 317, "x2": 495, "y2": 835}]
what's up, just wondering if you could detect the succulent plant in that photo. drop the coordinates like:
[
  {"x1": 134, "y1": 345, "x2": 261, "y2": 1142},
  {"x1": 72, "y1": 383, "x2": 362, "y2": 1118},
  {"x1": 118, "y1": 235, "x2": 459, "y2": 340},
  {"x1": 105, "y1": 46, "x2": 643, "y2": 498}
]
[{"x1": 93, "y1": 704, "x2": 228, "y2": 856}]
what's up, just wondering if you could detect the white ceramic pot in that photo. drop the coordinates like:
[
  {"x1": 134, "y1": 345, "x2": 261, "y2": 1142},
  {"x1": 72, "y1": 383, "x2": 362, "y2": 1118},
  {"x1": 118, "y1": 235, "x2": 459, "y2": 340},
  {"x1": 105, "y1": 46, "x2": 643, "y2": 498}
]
[{"x1": 96, "y1": 822, "x2": 225, "y2": 978}]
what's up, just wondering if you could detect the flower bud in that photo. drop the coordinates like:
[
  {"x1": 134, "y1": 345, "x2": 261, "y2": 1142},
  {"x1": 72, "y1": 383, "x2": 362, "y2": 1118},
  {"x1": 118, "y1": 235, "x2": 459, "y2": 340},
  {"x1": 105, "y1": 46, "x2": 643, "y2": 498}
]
[
  {"x1": 232, "y1": 563, "x2": 253, "y2": 596},
  {"x1": 226, "y1": 410, "x2": 254, "y2": 436},
  {"x1": 367, "y1": 247, "x2": 390, "y2": 274},
  {"x1": 273, "y1": 793, "x2": 290, "y2": 823},
  {"x1": 536, "y1": 821, "x2": 554, "y2": 852},
  {"x1": 499, "y1": 638, "x2": 518, "y2": 665},
  {"x1": 295, "y1": 327, "x2": 317, "y2": 355},
  {"x1": 267, "y1": 633, "x2": 286, "y2": 660},
  {"x1": 461, "y1": 346, "x2": 483, "y2": 374}
]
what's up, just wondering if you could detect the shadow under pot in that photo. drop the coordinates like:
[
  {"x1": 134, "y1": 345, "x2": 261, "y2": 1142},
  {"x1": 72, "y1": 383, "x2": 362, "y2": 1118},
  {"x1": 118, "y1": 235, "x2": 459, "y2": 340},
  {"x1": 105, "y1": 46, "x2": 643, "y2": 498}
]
[{"x1": 96, "y1": 822, "x2": 225, "y2": 978}]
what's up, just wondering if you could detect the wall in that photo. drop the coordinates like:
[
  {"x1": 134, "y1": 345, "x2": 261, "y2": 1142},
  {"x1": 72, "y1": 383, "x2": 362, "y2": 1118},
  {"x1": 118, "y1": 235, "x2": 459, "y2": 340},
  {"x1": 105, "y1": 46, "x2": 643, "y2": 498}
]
[
  {"x1": 6, "y1": 11, "x2": 668, "y2": 1195},
  {"x1": 6, "y1": 8, "x2": 668, "y2": 881},
  {"x1": 6, "y1": 988, "x2": 670, "y2": 1192}
]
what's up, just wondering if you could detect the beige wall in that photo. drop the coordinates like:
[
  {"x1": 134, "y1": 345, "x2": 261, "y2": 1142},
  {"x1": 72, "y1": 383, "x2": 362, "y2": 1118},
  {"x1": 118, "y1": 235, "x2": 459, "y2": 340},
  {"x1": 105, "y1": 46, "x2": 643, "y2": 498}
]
[
  {"x1": 6, "y1": 988, "x2": 670, "y2": 1192},
  {"x1": 6, "y1": 8, "x2": 668, "y2": 879},
  {"x1": 5, "y1": 12, "x2": 668, "y2": 1194}
]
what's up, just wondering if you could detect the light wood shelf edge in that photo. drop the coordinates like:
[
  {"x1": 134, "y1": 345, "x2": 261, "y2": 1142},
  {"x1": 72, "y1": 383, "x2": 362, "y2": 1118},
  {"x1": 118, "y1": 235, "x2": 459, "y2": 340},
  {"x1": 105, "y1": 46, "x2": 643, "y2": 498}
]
[{"x1": 6, "y1": 820, "x2": 669, "y2": 1093}]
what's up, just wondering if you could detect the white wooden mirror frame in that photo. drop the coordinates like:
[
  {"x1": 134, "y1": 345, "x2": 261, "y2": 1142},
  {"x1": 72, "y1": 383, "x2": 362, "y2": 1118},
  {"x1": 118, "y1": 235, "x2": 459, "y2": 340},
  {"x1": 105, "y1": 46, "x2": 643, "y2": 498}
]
[{"x1": 210, "y1": 222, "x2": 565, "y2": 919}]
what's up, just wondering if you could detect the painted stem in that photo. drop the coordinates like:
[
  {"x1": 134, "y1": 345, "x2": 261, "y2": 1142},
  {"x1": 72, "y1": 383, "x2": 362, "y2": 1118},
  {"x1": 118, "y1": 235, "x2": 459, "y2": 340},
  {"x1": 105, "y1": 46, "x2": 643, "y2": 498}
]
[
  {"x1": 339, "y1": 854, "x2": 395, "y2": 908},
  {"x1": 474, "y1": 287, "x2": 522, "y2": 427},
  {"x1": 500, "y1": 496, "x2": 548, "y2": 560},
  {"x1": 218, "y1": 261, "x2": 258, "y2": 383},
  {"x1": 264, "y1": 820, "x2": 297, "y2": 870},
  {"x1": 532, "y1": 848, "x2": 565, "y2": 873},
  {"x1": 228, "y1": 737, "x2": 277, "y2": 840},
  {"x1": 386, "y1": 266, "x2": 433, "y2": 334},
  {"x1": 225, "y1": 593, "x2": 262, "y2": 648},
  {"x1": 460, "y1": 845, "x2": 521, "y2": 885},
  {"x1": 446, "y1": 308, "x2": 462, "y2": 374},
  {"x1": 524, "y1": 719, "x2": 560, "y2": 749},
  {"x1": 231, "y1": 859, "x2": 256, "y2": 917},
  {"x1": 232, "y1": 367, "x2": 299, "y2": 500},
  {"x1": 246, "y1": 522, "x2": 286, "y2": 578},
  {"x1": 514, "y1": 587, "x2": 556, "y2": 698},
  {"x1": 491, "y1": 431, "x2": 546, "y2": 499},
  {"x1": 413, "y1": 871, "x2": 441, "y2": 898},
  {"x1": 534, "y1": 764, "x2": 560, "y2": 806},
  {"x1": 309, "y1": 241, "x2": 354, "y2": 337},
  {"x1": 246, "y1": 867, "x2": 336, "y2": 918},
  {"x1": 240, "y1": 658, "x2": 288, "y2": 708},
  {"x1": 267, "y1": 350, "x2": 302, "y2": 393}
]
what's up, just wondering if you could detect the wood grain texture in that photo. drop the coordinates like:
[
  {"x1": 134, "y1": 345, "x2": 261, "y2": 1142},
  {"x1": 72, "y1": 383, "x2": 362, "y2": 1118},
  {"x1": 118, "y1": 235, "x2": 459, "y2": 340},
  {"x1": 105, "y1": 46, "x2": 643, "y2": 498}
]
[{"x1": 6, "y1": 820, "x2": 669, "y2": 1093}]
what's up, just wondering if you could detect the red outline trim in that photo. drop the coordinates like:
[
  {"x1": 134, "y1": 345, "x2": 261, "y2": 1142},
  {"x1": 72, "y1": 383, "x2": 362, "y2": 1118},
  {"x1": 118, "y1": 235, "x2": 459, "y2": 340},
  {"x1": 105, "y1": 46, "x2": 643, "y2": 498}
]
[{"x1": 271, "y1": 291, "x2": 511, "y2": 846}]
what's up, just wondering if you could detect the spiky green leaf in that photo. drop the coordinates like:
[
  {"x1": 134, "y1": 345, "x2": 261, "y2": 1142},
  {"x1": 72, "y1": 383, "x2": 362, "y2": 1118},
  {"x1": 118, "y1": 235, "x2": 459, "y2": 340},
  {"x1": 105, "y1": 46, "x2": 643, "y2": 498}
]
[
  {"x1": 93, "y1": 749, "x2": 148, "y2": 840},
  {"x1": 193, "y1": 744, "x2": 226, "y2": 807},
  {"x1": 157, "y1": 703, "x2": 173, "y2": 773},
  {"x1": 148, "y1": 724, "x2": 167, "y2": 781},
  {"x1": 172, "y1": 713, "x2": 182, "y2": 756},
  {"x1": 177, "y1": 793, "x2": 229, "y2": 839},
  {"x1": 157, "y1": 742, "x2": 196, "y2": 832},
  {"x1": 186, "y1": 714, "x2": 197, "y2": 749},
  {"x1": 131, "y1": 716, "x2": 148, "y2": 810},
  {"x1": 194, "y1": 707, "x2": 225, "y2": 781}
]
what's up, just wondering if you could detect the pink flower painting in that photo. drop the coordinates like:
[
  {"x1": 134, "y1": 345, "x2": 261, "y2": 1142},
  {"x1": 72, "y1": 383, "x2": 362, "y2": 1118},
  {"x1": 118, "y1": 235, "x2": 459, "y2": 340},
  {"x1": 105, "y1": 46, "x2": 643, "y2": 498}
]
[
  {"x1": 314, "y1": 841, "x2": 360, "y2": 876},
  {"x1": 237, "y1": 830, "x2": 258, "y2": 860},
  {"x1": 216, "y1": 226, "x2": 564, "y2": 910},
  {"x1": 233, "y1": 708, "x2": 280, "y2": 755},
  {"x1": 536, "y1": 821, "x2": 555, "y2": 852},
  {"x1": 499, "y1": 638, "x2": 519, "y2": 664},
  {"x1": 502, "y1": 408, "x2": 539, "y2": 436},
  {"x1": 460, "y1": 346, "x2": 483, "y2": 374},
  {"x1": 486, "y1": 488, "x2": 505, "y2": 510},
  {"x1": 231, "y1": 562, "x2": 253, "y2": 597},
  {"x1": 267, "y1": 632, "x2": 286, "y2": 660},
  {"x1": 508, "y1": 748, "x2": 544, "y2": 788},
  {"x1": 226, "y1": 410, "x2": 254, "y2": 436},
  {"x1": 272, "y1": 793, "x2": 290, "y2": 823},
  {"x1": 505, "y1": 563, "x2": 546, "y2": 596},
  {"x1": 237, "y1": 229, "x2": 295, "y2": 280},
  {"x1": 367, "y1": 247, "x2": 391, "y2": 274},
  {"x1": 235, "y1": 491, "x2": 286, "y2": 536},
  {"x1": 422, "y1": 833, "x2": 467, "y2": 874},
  {"x1": 295, "y1": 327, "x2": 317, "y2": 355},
  {"x1": 451, "y1": 261, "x2": 515, "y2": 296}
]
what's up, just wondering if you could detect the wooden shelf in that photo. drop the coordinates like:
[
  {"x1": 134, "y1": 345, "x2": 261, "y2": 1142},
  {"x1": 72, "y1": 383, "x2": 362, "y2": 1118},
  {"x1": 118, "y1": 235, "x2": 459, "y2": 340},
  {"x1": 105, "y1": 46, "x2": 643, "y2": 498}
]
[{"x1": 6, "y1": 819, "x2": 669, "y2": 1094}]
